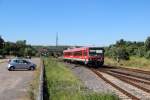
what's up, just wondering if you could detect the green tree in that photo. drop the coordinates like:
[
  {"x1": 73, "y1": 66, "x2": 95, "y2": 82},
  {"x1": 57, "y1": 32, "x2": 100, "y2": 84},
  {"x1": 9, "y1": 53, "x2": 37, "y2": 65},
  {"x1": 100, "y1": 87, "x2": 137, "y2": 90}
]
[
  {"x1": 145, "y1": 36, "x2": 150, "y2": 51},
  {"x1": 16, "y1": 40, "x2": 26, "y2": 45},
  {"x1": 145, "y1": 50, "x2": 150, "y2": 59},
  {"x1": 116, "y1": 39, "x2": 126, "y2": 47},
  {"x1": 15, "y1": 40, "x2": 27, "y2": 56},
  {"x1": 0, "y1": 36, "x2": 4, "y2": 48},
  {"x1": 24, "y1": 47, "x2": 37, "y2": 56},
  {"x1": 116, "y1": 48, "x2": 129, "y2": 60},
  {"x1": 135, "y1": 46, "x2": 145, "y2": 57}
]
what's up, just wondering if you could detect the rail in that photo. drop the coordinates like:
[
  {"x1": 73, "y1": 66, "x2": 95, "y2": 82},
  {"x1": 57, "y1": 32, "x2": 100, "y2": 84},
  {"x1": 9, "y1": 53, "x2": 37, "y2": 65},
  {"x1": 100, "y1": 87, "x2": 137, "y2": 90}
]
[
  {"x1": 101, "y1": 69, "x2": 150, "y2": 93},
  {"x1": 91, "y1": 68, "x2": 140, "y2": 100}
]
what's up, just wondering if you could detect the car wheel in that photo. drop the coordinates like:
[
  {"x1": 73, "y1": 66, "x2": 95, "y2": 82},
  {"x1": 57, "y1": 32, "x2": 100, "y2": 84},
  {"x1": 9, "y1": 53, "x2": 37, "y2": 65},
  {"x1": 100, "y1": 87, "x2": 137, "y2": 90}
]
[
  {"x1": 29, "y1": 66, "x2": 35, "y2": 71},
  {"x1": 9, "y1": 66, "x2": 14, "y2": 71}
]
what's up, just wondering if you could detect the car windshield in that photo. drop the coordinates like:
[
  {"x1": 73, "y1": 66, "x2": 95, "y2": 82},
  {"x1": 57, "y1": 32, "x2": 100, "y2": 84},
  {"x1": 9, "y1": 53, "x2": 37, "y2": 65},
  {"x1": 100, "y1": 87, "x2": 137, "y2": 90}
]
[{"x1": 89, "y1": 48, "x2": 104, "y2": 56}]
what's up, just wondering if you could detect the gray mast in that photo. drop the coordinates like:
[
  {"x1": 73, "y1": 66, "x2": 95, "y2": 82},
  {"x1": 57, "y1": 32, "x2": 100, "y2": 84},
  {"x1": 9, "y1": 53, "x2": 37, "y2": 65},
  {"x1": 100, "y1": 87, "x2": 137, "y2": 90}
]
[{"x1": 56, "y1": 32, "x2": 58, "y2": 47}]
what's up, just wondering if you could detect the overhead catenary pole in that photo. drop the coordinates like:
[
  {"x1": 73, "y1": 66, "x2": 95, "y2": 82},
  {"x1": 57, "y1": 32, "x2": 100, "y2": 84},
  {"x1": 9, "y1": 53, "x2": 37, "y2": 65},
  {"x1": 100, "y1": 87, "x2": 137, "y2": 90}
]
[
  {"x1": 56, "y1": 32, "x2": 58, "y2": 47},
  {"x1": 55, "y1": 32, "x2": 59, "y2": 57}
]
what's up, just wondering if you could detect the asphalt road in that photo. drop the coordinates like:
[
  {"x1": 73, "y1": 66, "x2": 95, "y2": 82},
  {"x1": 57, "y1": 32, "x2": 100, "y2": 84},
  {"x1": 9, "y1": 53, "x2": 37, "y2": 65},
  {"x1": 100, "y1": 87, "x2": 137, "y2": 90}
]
[{"x1": 0, "y1": 58, "x2": 40, "y2": 100}]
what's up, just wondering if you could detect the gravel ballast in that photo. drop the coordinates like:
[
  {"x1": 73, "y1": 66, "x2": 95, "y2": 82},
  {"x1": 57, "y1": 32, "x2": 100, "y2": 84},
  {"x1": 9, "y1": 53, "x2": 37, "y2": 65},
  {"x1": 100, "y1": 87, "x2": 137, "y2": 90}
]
[{"x1": 65, "y1": 63, "x2": 130, "y2": 99}]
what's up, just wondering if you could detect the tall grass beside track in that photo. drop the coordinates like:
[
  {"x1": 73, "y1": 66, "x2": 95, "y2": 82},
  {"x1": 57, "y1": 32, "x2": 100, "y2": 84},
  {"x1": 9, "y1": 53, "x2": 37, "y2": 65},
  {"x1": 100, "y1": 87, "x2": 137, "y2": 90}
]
[
  {"x1": 105, "y1": 56, "x2": 150, "y2": 70},
  {"x1": 44, "y1": 58, "x2": 118, "y2": 100}
]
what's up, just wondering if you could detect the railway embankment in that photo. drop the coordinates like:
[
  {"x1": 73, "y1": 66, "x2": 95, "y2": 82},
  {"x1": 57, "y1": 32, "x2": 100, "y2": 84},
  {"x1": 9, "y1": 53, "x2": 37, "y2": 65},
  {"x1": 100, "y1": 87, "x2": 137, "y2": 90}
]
[
  {"x1": 43, "y1": 58, "x2": 118, "y2": 100},
  {"x1": 105, "y1": 57, "x2": 150, "y2": 71}
]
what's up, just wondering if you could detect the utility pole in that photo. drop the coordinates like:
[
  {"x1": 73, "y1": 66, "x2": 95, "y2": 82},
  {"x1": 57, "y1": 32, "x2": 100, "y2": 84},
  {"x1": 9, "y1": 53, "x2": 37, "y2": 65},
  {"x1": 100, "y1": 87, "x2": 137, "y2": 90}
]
[{"x1": 56, "y1": 32, "x2": 58, "y2": 47}]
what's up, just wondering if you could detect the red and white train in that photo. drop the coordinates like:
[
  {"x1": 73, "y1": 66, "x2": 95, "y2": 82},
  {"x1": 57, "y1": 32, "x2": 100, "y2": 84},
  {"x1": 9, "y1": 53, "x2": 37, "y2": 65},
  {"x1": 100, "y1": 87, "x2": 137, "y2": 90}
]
[{"x1": 63, "y1": 47, "x2": 104, "y2": 67}]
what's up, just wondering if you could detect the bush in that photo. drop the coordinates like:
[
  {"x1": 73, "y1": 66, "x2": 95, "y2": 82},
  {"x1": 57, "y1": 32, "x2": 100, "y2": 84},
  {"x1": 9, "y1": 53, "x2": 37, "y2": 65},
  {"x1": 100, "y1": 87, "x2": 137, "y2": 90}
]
[
  {"x1": 145, "y1": 37, "x2": 150, "y2": 51},
  {"x1": 145, "y1": 51, "x2": 150, "y2": 59},
  {"x1": 116, "y1": 48, "x2": 129, "y2": 60},
  {"x1": 105, "y1": 47, "x2": 129, "y2": 61},
  {"x1": 136, "y1": 47, "x2": 145, "y2": 57}
]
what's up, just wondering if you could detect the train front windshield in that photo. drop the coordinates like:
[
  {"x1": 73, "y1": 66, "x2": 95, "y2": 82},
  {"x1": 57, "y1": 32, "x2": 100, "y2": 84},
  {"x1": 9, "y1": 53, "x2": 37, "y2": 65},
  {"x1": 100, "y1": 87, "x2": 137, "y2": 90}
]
[{"x1": 89, "y1": 48, "x2": 104, "y2": 56}]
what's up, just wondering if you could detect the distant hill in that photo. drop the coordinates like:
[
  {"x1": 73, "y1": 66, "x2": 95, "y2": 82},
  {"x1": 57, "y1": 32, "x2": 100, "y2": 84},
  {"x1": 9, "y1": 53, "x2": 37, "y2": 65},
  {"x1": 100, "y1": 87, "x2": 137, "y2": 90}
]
[{"x1": 32, "y1": 45, "x2": 82, "y2": 52}]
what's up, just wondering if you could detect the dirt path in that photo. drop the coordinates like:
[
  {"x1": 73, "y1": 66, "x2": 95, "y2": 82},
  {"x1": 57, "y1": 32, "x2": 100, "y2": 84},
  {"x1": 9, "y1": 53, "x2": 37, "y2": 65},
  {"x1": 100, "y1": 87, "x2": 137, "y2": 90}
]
[{"x1": 0, "y1": 58, "x2": 40, "y2": 100}]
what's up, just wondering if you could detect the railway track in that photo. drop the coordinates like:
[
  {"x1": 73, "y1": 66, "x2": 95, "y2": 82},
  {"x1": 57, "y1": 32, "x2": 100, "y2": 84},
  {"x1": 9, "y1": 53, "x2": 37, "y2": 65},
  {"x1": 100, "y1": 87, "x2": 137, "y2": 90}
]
[
  {"x1": 104, "y1": 65, "x2": 150, "y2": 75},
  {"x1": 97, "y1": 67, "x2": 150, "y2": 99},
  {"x1": 108, "y1": 70, "x2": 150, "y2": 81},
  {"x1": 91, "y1": 68, "x2": 140, "y2": 100},
  {"x1": 99, "y1": 66, "x2": 150, "y2": 93},
  {"x1": 100, "y1": 69, "x2": 150, "y2": 93},
  {"x1": 65, "y1": 62, "x2": 150, "y2": 99},
  {"x1": 118, "y1": 67, "x2": 150, "y2": 75}
]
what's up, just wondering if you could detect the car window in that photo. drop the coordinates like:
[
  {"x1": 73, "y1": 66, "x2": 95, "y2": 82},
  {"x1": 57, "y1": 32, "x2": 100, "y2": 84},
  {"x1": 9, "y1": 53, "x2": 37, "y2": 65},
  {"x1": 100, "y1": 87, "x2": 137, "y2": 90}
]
[
  {"x1": 18, "y1": 60, "x2": 24, "y2": 64},
  {"x1": 23, "y1": 60, "x2": 29, "y2": 64},
  {"x1": 13, "y1": 60, "x2": 19, "y2": 63}
]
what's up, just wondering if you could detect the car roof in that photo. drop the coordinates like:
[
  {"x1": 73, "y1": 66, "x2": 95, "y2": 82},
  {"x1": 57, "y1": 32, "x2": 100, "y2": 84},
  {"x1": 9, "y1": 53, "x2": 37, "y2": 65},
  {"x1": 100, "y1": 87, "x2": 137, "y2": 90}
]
[
  {"x1": 10, "y1": 59, "x2": 32, "y2": 63},
  {"x1": 11, "y1": 58, "x2": 27, "y2": 61}
]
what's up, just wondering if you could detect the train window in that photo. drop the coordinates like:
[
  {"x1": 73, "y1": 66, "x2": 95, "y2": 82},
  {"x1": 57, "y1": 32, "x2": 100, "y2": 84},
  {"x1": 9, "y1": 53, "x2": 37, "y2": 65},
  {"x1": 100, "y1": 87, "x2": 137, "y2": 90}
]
[
  {"x1": 74, "y1": 52, "x2": 77, "y2": 56},
  {"x1": 74, "y1": 51, "x2": 82, "y2": 56},
  {"x1": 83, "y1": 51, "x2": 87, "y2": 56},
  {"x1": 90, "y1": 50, "x2": 103, "y2": 53},
  {"x1": 65, "y1": 52, "x2": 72, "y2": 56},
  {"x1": 89, "y1": 48, "x2": 103, "y2": 56},
  {"x1": 79, "y1": 51, "x2": 82, "y2": 56},
  {"x1": 64, "y1": 53, "x2": 67, "y2": 56},
  {"x1": 96, "y1": 50, "x2": 103, "y2": 53}
]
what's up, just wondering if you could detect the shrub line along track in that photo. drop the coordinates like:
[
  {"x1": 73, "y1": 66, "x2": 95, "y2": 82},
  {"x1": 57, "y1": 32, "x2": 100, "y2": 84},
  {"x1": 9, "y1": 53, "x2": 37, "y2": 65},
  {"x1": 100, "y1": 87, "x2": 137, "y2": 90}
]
[{"x1": 91, "y1": 68, "x2": 140, "y2": 100}]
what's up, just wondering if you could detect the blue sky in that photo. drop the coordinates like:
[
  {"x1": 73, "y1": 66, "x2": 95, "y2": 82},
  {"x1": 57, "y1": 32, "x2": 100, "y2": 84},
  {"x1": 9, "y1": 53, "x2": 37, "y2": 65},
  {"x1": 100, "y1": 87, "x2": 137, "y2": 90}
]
[{"x1": 0, "y1": 0, "x2": 150, "y2": 46}]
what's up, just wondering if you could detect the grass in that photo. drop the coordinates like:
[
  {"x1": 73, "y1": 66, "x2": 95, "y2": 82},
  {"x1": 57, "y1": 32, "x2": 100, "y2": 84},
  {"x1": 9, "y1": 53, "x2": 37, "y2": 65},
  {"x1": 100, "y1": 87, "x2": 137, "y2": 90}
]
[
  {"x1": 0, "y1": 59, "x2": 7, "y2": 63},
  {"x1": 44, "y1": 58, "x2": 118, "y2": 100},
  {"x1": 105, "y1": 56, "x2": 150, "y2": 71},
  {"x1": 28, "y1": 61, "x2": 41, "y2": 100}
]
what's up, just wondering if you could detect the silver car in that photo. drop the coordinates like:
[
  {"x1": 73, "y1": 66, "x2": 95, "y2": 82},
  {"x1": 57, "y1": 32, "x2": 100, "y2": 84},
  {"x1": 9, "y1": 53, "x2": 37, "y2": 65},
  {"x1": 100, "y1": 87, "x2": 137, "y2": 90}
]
[{"x1": 8, "y1": 58, "x2": 37, "y2": 71}]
